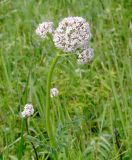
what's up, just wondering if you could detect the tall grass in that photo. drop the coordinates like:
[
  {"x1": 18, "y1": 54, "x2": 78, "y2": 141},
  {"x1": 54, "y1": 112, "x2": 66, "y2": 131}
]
[{"x1": 0, "y1": 0, "x2": 131, "y2": 159}]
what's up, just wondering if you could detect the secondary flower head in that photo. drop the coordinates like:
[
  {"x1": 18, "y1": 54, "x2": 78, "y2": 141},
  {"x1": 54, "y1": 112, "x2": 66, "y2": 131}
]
[
  {"x1": 78, "y1": 48, "x2": 94, "y2": 64},
  {"x1": 21, "y1": 104, "x2": 34, "y2": 118},
  {"x1": 36, "y1": 22, "x2": 54, "y2": 38},
  {"x1": 50, "y1": 88, "x2": 59, "y2": 98},
  {"x1": 53, "y1": 17, "x2": 92, "y2": 52}
]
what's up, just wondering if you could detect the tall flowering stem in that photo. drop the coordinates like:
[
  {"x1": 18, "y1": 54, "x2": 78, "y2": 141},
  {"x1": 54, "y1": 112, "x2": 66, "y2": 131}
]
[
  {"x1": 46, "y1": 53, "x2": 61, "y2": 147},
  {"x1": 20, "y1": 104, "x2": 38, "y2": 159}
]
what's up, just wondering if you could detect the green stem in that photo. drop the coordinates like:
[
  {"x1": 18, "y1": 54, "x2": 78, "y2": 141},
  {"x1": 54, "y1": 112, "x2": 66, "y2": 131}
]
[
  {"x1": 46, "y1": 53, "x2": 61, "y2": 147},
  {"x1": 25, "y1": 119, "x2": 38, "y2": 160},
  {"x1": 18, "y1": 119, "x2": 25, "y2": 160}
]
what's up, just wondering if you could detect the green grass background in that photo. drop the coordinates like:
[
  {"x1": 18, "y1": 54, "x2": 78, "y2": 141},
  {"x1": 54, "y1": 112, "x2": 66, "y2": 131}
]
[{"x1": 0, "y1": 0, "x2": 131, "y2": 159}]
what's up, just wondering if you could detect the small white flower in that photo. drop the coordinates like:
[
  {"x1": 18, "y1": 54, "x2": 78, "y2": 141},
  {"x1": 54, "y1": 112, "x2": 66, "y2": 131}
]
[
  {"x1": 35, "y1": 22, "x2": 54, "y2": 38},
  {"x1": 50, "y1": 88, "x2": 59, "y2": 98},
  {"x1": 78, "y1": 48, "x2": 94, "y2": 64},
  {"x1": 21, "y1": 104, "x2": 34, "y2": 118},
  {"x1": 53, "y1": 17, "x2": 92, "y2": 53}
]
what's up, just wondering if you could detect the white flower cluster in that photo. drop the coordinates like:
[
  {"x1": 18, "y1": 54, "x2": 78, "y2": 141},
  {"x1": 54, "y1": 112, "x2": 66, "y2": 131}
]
[
  {"x1": 53, "y1": 17, "x2": 92, "y2": 52},
  {"x1": 36, "y1": 17, "x2": 94, "y2": 64},
  {"x1": 50, "y1": 88, "x2": 59, "y2": 98},
  {"x1": 21, "y1": 104, "x2": 34, "y2": 118},
  {"x1": 35, "y1": 22, "x2": 54, "y2": 38},
  {"x1": 78, "y1": 48, "x2": 94, "y2": 64}
]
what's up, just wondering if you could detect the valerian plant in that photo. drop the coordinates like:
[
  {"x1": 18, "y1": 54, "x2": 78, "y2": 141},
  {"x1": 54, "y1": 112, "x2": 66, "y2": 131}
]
[
  {"x1": 36, "y1": 16, "x2": 94, "y2": 156},
  {"x1": 20, "y1": 17, "x2": 93, "y2": 159}
]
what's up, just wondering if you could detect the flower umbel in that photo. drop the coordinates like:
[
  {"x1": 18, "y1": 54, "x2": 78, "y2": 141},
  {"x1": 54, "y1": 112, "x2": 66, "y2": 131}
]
[
  {"x1": 21, "y1": 104, "x2": 34, "y2": 118},
  {"x1": 53, "y1": 17, "x2": 92, "y2": 52},
  {"x1": 36, "y1": 22, "x2": 54, "y2": 38},
  {"x1": 78, "y1": 48, "x2": 94, "y2": 64},
  {"x1": 50, "y1": 88, "x2": 59, "y2": 97}
]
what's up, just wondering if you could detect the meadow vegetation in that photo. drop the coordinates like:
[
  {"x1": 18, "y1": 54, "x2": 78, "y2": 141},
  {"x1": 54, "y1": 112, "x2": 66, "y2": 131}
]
[{"x1": 0, "y1": 0, "x2": 131, "y2": 159}]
